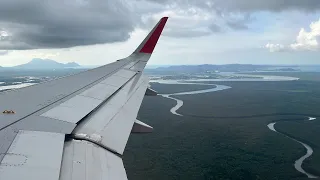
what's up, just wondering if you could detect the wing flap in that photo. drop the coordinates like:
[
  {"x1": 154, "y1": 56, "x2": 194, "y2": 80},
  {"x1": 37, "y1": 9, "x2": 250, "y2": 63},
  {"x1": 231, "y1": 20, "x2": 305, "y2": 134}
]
[
  {"x1": 0, "y1": 131, "x2": 65, "y2": 180},
  {"x1": 59, "y1": 140, "x2": 127, "y2": 180},
  {"x1": 73, "y1": 75, "x2": 149, "y2": 154},
  {"x1": 131, "y1": 119, "x2": 153, "y2": 133},
  {"x1": 0, "y1": 127, "x2": 18, "y2": 163}
]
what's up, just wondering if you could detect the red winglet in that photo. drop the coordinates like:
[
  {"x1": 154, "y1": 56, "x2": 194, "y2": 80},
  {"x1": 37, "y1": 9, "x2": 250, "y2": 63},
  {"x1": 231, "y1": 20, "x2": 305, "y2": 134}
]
[{"x1": 139, "y1": 17, "x2": 168, "y2": 54}]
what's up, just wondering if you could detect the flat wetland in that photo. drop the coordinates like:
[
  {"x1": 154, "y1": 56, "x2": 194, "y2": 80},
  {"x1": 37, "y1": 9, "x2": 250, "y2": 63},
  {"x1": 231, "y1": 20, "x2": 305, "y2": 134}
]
[
  {"x1": 124, "y1": 72, "x2": 320, "y2": 180},
  {"x1": 1, "y1": 70, "x2": 317, "y2": 179}
]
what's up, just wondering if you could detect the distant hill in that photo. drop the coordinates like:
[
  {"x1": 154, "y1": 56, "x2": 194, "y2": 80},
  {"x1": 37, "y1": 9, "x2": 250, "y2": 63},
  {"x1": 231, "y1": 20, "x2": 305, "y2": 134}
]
[
  {"x1": 149, "y1": 64, "x2": 273, "y2": 73},
  {"x1": 274, "y1": 68, "x2": 299, "y2": 72},
  {"x1": 13, "y1": 58, "x2": 81, "y2": 69},
  {"x1": 146, "y1": 65, "x2": 171, "y2": 69}
]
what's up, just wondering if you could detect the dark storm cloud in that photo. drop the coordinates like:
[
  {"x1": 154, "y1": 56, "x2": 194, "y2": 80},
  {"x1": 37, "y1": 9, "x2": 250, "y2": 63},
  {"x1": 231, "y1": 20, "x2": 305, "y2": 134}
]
[{"x1": 0, "y1": 0, "x2": 136, "y2": 50}]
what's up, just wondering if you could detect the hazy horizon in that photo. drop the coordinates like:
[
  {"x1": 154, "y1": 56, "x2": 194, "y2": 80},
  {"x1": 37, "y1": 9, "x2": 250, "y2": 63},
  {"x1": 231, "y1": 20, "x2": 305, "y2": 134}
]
[
  {"x1": 5, "y1": 60, "x2": 320, "y2": 68},
  {"x1": 3, "y1": 59, "x2": 320, "y2": 68}
]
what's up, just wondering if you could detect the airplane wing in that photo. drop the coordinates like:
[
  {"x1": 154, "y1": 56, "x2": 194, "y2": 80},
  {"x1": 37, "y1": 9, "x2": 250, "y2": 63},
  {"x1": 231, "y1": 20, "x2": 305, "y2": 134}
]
[{"x1": 0, "y1": 17, "x2": 168, "y2": 180}]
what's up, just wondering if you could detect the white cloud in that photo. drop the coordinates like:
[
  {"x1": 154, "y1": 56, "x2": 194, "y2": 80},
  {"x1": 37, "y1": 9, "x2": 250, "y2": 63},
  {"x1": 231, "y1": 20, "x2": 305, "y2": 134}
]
[
  {"x1": 290, "y1": 19, "x2": 320, "y2": 51},
  {"x1": 0, "y1": 30, "x2": 9, "y2": 38},
  {"x1": 265, "y1": 43, "x2": 286, "y2": 52},
  {"x1": 266, "y1": 18, "x2": 320, "y2": 52}
]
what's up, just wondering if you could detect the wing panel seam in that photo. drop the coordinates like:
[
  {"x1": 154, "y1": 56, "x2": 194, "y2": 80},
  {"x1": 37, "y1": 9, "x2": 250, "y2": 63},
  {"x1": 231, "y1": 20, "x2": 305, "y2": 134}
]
[
  {"x1": 73, "y1": 73, "x2": 140, "y2": 127},
  {"x1": 69, "y1": 134, "x2": 122, "y2": 158},
  {"x1": 0, "y1": 62, "x2": 133, "y2": 132}
]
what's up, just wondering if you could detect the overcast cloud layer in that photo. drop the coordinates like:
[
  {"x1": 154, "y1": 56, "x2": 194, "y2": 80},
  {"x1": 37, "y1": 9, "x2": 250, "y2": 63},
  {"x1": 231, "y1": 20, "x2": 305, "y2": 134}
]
[
  {"x1": 0, "y1": 0, "x2": 320, "y2": 50},
  {"x1": 0, "y1": 0, "x2": 136, "y2": 49},
  {"x1": 158, "y1": 0, "x2": 320, "y2": 12}
]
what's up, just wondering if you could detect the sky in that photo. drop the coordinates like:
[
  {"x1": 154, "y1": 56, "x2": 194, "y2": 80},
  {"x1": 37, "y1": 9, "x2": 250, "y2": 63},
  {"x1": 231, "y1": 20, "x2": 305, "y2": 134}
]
[{"x1": 1, "y1": 0, "x2": 320, "y2": 66}]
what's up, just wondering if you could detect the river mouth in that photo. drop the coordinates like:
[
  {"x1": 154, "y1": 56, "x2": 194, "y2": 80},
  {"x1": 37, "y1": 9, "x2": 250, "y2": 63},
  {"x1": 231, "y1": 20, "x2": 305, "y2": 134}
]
[{"x1": 153, "y1": 75, "x2": 317, "y2": 178}]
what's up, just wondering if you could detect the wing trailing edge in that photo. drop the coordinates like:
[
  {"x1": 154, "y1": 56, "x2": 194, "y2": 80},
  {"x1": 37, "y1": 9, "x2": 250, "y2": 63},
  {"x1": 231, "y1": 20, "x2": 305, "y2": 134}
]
[
  {"x1": 145, "y1": 87, "x2": 157, "y2": 96},
  {"x1": 131, "y1": 119, "x2": 153, "y2": 133}
]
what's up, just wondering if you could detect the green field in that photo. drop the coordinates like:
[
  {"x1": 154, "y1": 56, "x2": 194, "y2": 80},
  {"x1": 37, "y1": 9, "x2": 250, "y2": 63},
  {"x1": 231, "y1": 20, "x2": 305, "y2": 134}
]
[{"x1": 124, "y1": 74, "x2": 320, "y2": 180}]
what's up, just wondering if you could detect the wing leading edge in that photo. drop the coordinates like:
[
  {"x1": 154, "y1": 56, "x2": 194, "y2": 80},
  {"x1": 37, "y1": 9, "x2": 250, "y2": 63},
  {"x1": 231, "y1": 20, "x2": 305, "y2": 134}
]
[{"x1": 0, "y1": 17, "x2": 168, "y2": 180}]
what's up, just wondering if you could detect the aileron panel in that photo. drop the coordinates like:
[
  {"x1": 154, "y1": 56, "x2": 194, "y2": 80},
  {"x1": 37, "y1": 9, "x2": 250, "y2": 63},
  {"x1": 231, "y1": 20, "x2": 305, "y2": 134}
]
[{"x1": 59, "y1": 140, "x2": 127, "y2": 180}]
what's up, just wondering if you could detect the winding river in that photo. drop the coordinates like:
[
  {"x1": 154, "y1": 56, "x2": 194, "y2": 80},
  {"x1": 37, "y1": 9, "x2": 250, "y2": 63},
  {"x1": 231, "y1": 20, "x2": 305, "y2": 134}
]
[
  {"x1": 156, "y1": 81, "x2": 231, "y2": 116},
  {"x1": 267, "y1": 122, "x2": 318, "y2": 179},
  {"x1": 152, "y1": 75, "x2": 317, "y2": 178}
]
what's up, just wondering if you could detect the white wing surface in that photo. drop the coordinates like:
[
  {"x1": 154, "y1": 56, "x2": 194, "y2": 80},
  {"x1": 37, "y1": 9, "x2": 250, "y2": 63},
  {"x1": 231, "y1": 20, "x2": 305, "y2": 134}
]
[{"x1": 0, "y1": 17, "x2": 168, "y2": 180}]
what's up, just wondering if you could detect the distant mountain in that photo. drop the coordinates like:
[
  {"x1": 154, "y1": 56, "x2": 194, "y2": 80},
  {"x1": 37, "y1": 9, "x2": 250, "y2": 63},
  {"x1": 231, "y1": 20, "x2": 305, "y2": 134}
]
[
  {"x1": 13, "y1": 58, "x2": 81, "y2": 69},
  {"x1": 150, "y1": 64, "x2": 273, "y2": 73},
  {"x1": 65, "y1": 62, "x2": 80, "y2": 68}
]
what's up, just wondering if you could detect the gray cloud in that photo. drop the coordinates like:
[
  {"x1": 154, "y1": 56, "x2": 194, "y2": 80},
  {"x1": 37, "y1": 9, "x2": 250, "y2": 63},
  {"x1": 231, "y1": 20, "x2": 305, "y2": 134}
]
[
  {"x1": 143, "y1": 0, "x2": 320, "y2": 36},
  {"x1": 227, "y1": 21, "x2": 248, "y2": 30},
  {"x1": 225, "y1": 14, "x2": 251, "y2": 30},
  {"x1": 209, "y1": 23, "x2": 222, "y2": 33},
  {"x1": 0, "y1": 0, "x2": 136, "y2": 50},
  {"x1": 212, "y1": 0, "x2": 320, "y2": 12},
  {"x1": 146, "y1": 0, "x2": 320, "y2": 12},
  {"x1": 1, "y1": 0, "x2": 320, "y2": 50},
  {"x1": 164, "y1": 29, "x2": 212, "y2": 38}
]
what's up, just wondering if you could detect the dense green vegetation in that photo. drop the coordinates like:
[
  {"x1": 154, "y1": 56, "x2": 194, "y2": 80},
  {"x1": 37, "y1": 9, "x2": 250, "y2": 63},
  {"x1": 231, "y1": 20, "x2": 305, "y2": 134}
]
[
  {"x1": 1, "y1": 69, "x2": 318, "y2": 179},
  {"x1": 276, "y1": 121, "x2": 320, "y2": 176},
  {"x1": 124, "y1": 78, "x2": 320, "y2": 180}
]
